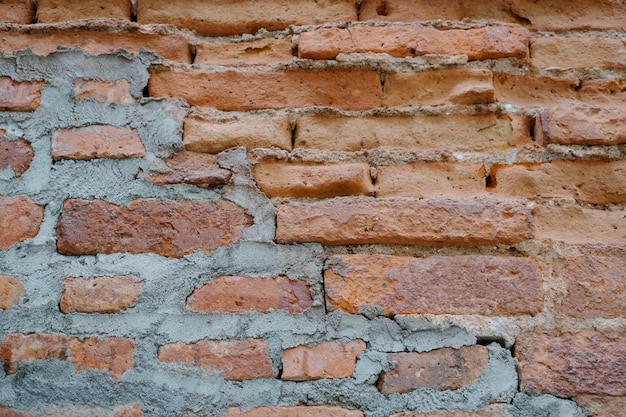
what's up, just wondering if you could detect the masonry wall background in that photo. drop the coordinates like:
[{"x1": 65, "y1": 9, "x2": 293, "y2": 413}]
[{"x1": 0, "y1": 1, "x2": 625, "y2": 416}]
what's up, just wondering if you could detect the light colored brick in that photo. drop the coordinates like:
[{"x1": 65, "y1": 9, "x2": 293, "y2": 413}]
[
  {"x1": 36, "y1": 0, "x2": 131, "y2": 23},
  {"x1": 142, "y1": 151, "x2": 232, "y2": 188},
  {"x1": 282, "y1": 340, "x2": 366, "y2": 381},
  {"x1": 0, "y1": 77, "x2": 44, "y2": 112},
  {"x1": 0, "y1": 0, "x2": 35, "y2": 24},
  {"x1": 51, "y1": 125, "x2": 145, "y2": 161},
  {"x1": 531, "y1": 36, "x2": 626, "y2": 70},
  {"x1": 574, "y1": 395, "x2": 626, "y2": 417},
  {"x1": 390, "y1": 405, "x2": 509, "y2": 417},
  {"x1": 73, "y1": 79, "x2": 135, "y2": 104},
  {"x1": 226, "y1": 406, "x2": 364, "y2": 417},
  {"x1": 0, "y1": 132, "x2": 33, "y2": 177},
  {"x1": 0, "y1": 195, "x2": 43, "y2": 250},
  {"x1": 60, "y1": 276, "x2": 144, "y2": 314},
  {"x1": 195, "y1": 38, "x2": 294, "y2": 66},
  {"x1": 0, "y1": 275, "x2": 25, "y2": 310}
]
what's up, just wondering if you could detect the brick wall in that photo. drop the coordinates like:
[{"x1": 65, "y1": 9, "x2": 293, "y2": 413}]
[{"x1": 0, "y1": 1, "x2": 625, "y2": 416}]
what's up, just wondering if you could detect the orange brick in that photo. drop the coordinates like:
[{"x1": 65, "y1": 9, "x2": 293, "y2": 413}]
[
  {"x1": 0, "y1": 275, "x2": 25, "y2": 310},
  {"x1": 187, "y1": 276, "x2": 312, "y2": 315},
  {"x1": 282, "y1": 340, "x2": 366, "y2": 381},
  {"x1": 299, "y1": 25, "x2": 528, "y2": 60},
  {"x1": 254, "y1": 162, "x2": 373, "y2": 199},
  {"x1": 225, "y1": 406, "x2": 364, "y2": 417},
  {"x1": 0, "y1": 0, "x2": 35, "y2": 24},
  {"x1": 325, "y1": 254, "x2": 542, "y2": 316},
  {"x1": 36, "y1": 0, "x2": 131, "y2": 23},
  {"x1": 277, "y1": 200, "x2": 532, "y2": 246},
  {"x1": 0, "y1": 133, "x2": 33, "y2": 177},
  {"x1": 0, "y1": 195, "x2": 43, "y2": 250},
  {"x1": 142, "y1": 151, "x2": 232, "y2": 188},
  {"x1": 158, "y1": 339, "x2": 275, "y2": 380},
  {"x1": 51, "y1": 125, "x2": 145, "y2": 161},
  {"x1": 73, "y1": 79, "x2": 135, "y2": 104},
  {"x1": 574, "y1": 396, "x2": 626, "y2": 417},
  {"x1": 378, "y1": 346, "x2": 488, "y2": 394},
  {"x1": 531, "y1": 36, "x2": 626, "y2": 70},
  {"x1": 389, "y1": 405, "x2": 509, "y2": 417},
  {"x1": 138, "y1": 0, "x2": 356, "y2": 36},
  {"x1": 149, "y1": 69, "x2": 383, "y2": 111},
  {"x1": 0, "y1": 77, "x2": 44, "y2": 112},
  {"x1": 195, "y1": 38, "x2": 294, "y2": 66},
  {"x1": 516, "y1": 330, "x2": 626, "y2": 396},
  {"x1": 384, "y1": 68, "x2": 494, "y2": 107},
  {"x1": 60, "y1": 276, "x2": 144, "y2": 314},
  {"x1": 57, "y1": 199, "x2": 253, "y2": 258}
]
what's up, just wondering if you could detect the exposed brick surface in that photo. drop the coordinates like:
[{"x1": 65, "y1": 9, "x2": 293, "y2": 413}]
[
  {"x1": 531, "y1": 36, "x2": 626, "y2": 70},
  {"x1": 149, "y1": 69, "x2": 383, "y2": 111},
  {"x1": 384, "y1": 68, "x2": 494, "y2": 107},
  {"x1": 73, "y1": 79, "x2": 135, "y2": 104},
  {"x1": 186, "y1": 276, "x2": 312, "y2": 314},
  {"x1": 51, "y1": 125, "x2": 145, "y2": 161},
  {"x1": 0, "y1": 275, "x2": 25, "y2": 310},
  {"x1": 0, "y1": 77, "x2": 43, "y2": 111},
  {"x1": 0, "y1": 404, "x2": 143, "y2": 417},
  {"x1": 282, "y1": 340, "x2": 366, "y2": 381},
  {"x1": 299, "y1": 25, "x2": 528, "y2": 60},
  {"x1": 389, "y1": 405, "x2": 508, "y2": 417},
  {"x1": 195, "y1": 38, "x2": 294, "y2": 66},
  {"x1": 378, "y1": 346, "x2": 489, "y2": 394},
  {"x1": 0, "y1": 133, "x2": 33, "y2": 176},
  {"x1": 36, "y1": 0, "x2": 131, "y2": 23},
  {"x1": 60, "y1": 276, "x2": 144, "y2": 314},
  {"x1": 138, "y1": 0, "x2": 356, "y2": 36},
  {"x1": 184, "y1": 116, "x2": 292, "y2": 153},
  {"x1": 0, "y1": 195, "x2": 43, "y2": 250},
  {"x1": 225, "y1": 406, "x2": 364, "y2": 417},
  {"x1": 574, "y1": 395, "x2": 626, "y2": 417},
  {"x1": 277, "y1": 200, "x2": 532, "y2": 246},
  {"x1": 56, "y1": 199, "x2": 252, "y2": 257},
  {"x1": 325, "y1": 254, "x2": 542, "y2": 316},
  {"x1": 0, "y1": 0, "x2": 35, "y2": 24},
  {"x1": 254, "y1": 162, "x2": 374, "y2": 199},
  {"x1": 158, "y1": 340, "x2": 275, "y2": 380},
  {"x1": 142, "y1": 151, "x2": 232, "y2": 188},
  {"x1": 516, "y1": 330, "x2": 626, "y2": 396}
]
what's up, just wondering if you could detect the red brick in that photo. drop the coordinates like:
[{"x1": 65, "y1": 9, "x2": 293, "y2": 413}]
[
  {"x1": 531, "y1": 36, "x2": 626, "y2": 70},
  {"x1": 574, "y1": 395, "x2": 626, "y2": 417},
  {"x1": 73, "y1": 79, "x2": 135, "y2": 104},
  {"x1": 389, "y1": 406, "x2": 509, "y2": 417},
  {"x1": 294, "y1": 113, "x2": 530, "y2": 151},
  {"x1": 0, "y1": 0, "x2": 34, "y2": 24},
  {"x1": 282, "y1": 340, "x2": 366, "y2": 381},
  {"x1": 378, "y1": 346, "x2": 489, "y2": 394},
  {"x1": 491, "y1": 160, "x2": 626, "y2": 204},
  {"x1": 51, "y1": 125, "x2": 145, "y2": 161},
  {"x1": 277, "y1": 200, "x2": 532, "y2": 246},
  {"x1": 187, "y1": 276, "x2": 312, "y2": 315},
  {"x1": 57, "y1": 199, "x2": 252, "y2": 258},
  {"x1": 0, "y1": 275, "x2": 25, "y2": 310},
  {"x1": 0, "y1": 196, "x2": 43, "y2": 250},
  {"x1": 516, "y1": 330, "x2": 626, "y2": 396},
  {"x1": 195, "y1": 38, "x2": 294, "y2": 66},
  {"x1": 325, "y1": 254, "x2": 542, "y2": 316},
  {"x1": 60, "y1": 276, "x2": 144, "y2": 314},
  {"x1": 0, "y1": 133, "x2": 33, "y2": 176},
  {"x1": 554, "y1": 256, "x2": 626, "y2": 319},
  {"x1": 384, "y1": 68, "x2": 494, "y2": 107},
  {"x1": 138, "y1": 0, "x2": 356, "y2": 36},
  {"x1": 142, "y1": 151, "x2": 232, "y2": 188},
  {"x1": 254, "y1": 162, "x2": 374, "y2": 199},
  {"x1": 36, "y1": 0, "x2": 131, "y2": 22},
  {"x1": 299, "y1": 25, "x2": 528, "y2": 60},
  {"x1": 225, "y1": 406, "x2": 364, "y2": 417},
  {"x1": 158, "y1": 339, "x2": 275, "y2": 380},
  {"x1": 0, "y1": 404, "x2": 142, "y2": 417},
  {"x1": 148, "y1": 69, "x2": 383, "y2": 111},
  {"x1": 184, "y1": 116, "x2": 292, "y2": 153},
  {"x1": 0, "y1": 77, "x2": 44, "y2": 112}
]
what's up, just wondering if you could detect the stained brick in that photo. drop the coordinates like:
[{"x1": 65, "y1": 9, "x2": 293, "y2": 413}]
[
  {"x1": 0, "y1": 77, "x2": 44, "y2": 112},
  {"x1": 531, "y1": 36, "x2": 626, "y2": 70},
  {"x1": 574, "y1": 395, "x2": 626, "y2": 417},
  {"x1": 187, "y1": 276, "x2": 312, "y2": 315},
  {"x1": 195, "y1": 38, "x2": 294, "y2": 66},
  {"x1": 282, "y1": 340, "x2": 366, "y2": 381},
  {"x1": 0, "y1": 132, "x2": 33, "y2": 177},
  {"x1": 36, "y1": 0, "x2": 131, "y2": 23},
  {"x1": 158, "y1": 340, "x2": 275, "y2": 380},
  {"x1": 0, "y1": 0, "x2": 35, "y2": 24},
  {"x1": 325, "y1": 254, "x2": 542, "y2": 316},
  {"x1": 0, "y1": 195, "x2": 43, "y2": 250},
  {"x1": 225, "y1": 406, "x2": 364, "y2": 417},
  {"x1": 516, "y1": 330, "x2": 626, "y2": 396},
  {"x1": 142, "y1": 151, "x2": 232, "y2": 188},
  {"x1": 51, "y1": 125, "x2": 145, "y2": 161},
  {"x1": 73, "y1": 79, "x2": 135, "y2": 104},
  {"x1": 60, "y1": 276, "x2": 144, "y2": 314},
  {"x1": 0, "y1": 275, "x2": 25, "y2": 310}
]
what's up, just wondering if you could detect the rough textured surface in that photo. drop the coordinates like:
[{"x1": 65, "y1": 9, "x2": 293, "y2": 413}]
[
  {"x1": 0, "y1": 77, "x2": 44, "y2": 111},
  {"x1": 226, "y1": 406, "x2": 364, "y2": 417},
  {"x1": 282, "y1": 340, "x2": 366, "y2": 380},
  {"x1": 195, "y1": 38, "x2": 294, "y2": 66},
  {"x1": 142, "y1": 151, "x2": 232, "y2": 188},
  {"x1": 0, "y1": 403, "x2": 143, "y2": 417},
  {"x1": 389, "y1": 405, "x2": 508, "y2": 417},
  {"x1": 530, "y1": 36, "x2": 626, "y2": 70},
  {"x1": 0, "y1": 0, "x2": 35, "y2": 24},
  {"x1": 36, "y1": 0, "x2": 132, "y2": 23},
  {"x1": 0, "y1": 275, "x2": 25, "y2": 310},
  {"x1": 0, "y1": 134, "x2": 33, "y2": 177},
  {"x1": 535, "y1": 106, "x2": 626, "y2": 145},
  {"x1": 51, "y1": 125, "x2": 146, "y2": 161},
  {"x1": 0, "y1": 196, "x2": 43, "y2": 250},
  {"x1": 574, "y1": 395, "x2": 626, "y2": 417},
  {"x1": 60, "y1": 276, "x2": 144, "y2": 314},
  {"x1": 73, "y1": 79, "x2": 135, "y2": 104}
]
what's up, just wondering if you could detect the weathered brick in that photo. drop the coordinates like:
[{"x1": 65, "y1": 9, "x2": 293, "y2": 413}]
[
  {"x1": 299, "y1": 25, "x2": 528, "y2": 60},
  {"x1": 57, "y1": 199, "x2": 252, "y2": 257},
  {"x1": 294, "y1": 113, "x2": 529, "y2": 151},
  {"x1": 158, "y1": 339, "x2": 275, "y2": 380},
  {"x1": 60, "y1": 276, "x2": 144, "y2": 314},
  {"x1": 1, "y1": 333, "x2": 135, "y2": 379},
  {"x1": 282, "y1": 340, "x2": 366, "y2": 381},
  {"x1": 142, "y1": 151, "x2": 232, "y2": 188},
  {"x1": 51, "y1": 125, "x2": 145, "y2": 161},
  {"x1": 516, "y1": 330, "x2": 626, "y2": 396},
  {"x1": 187, "y1": 276, "x2": 312, "y2": 314},
  {"x1": 138, "y1": 0, "x2": 356, "y2": 36},
  {"x1": 378, "y1": 346, "x2": 489, "y2": 394},
  {"x1": 491, "y1": 160, "x2": 626, "y2": 204},
  {"x1": 535, "y1": 106, "x2": 626, "y2": 146},
  {"x1": 531, "y1": 36, "x2": 626, "y2": 70},
  {"x1": 532, "y1": 205, "x2": 626, "y2": 246},
  {"x1": 554, "y1": 256, "x2": 626, "y2": 319},
  {"x1": 73, "y1": 79, "x2": 135, "y2": 104},
  {"x1": 0, "y1": 275, "x2": 25, "y2": 310},
  {"x1": 254, "y1": 162, "x2": 374, "y2": 199},
  {"x1": 376, "y1": 163, "x2": 486, "y2": 198},
  {"x1": 574, "y1": 395, "x2": 626, "y2": 417},
  {"x1": 148, "y1": 69, "x2": 383, "y2": 111},
  {"x1": 36, "y1": 0, "x2": 131, "y2": 22},
  {"x1": 277, "y1": 200, "x2": 532, "y2": 246},
  {"x1": 0, "y1": 77, "x2": 44, "y2": 112},
  {"x1": 0, "y1": 132, "x2": 33, "y2": 176},
  {"x1": 0, "y1": 0, "x2": 34, "y2": 24},
  {"x1": 0, "y1": 31, "x2": 191, "y2": 63},
  {"x1": 184, "y1": 116, "x2": 292, "y2": 153},
  {"x1": 384, "y1": 68, "x2": 494, "y2": 107},
  {"x1": 195, "y1": 38, "x2": 294, "y2": 66},
  {"x1": 0, "y1": 196, "x2": 43, "y2": 250},
  {"x1": 389, "y1": 405, "x2": 509, "y2": 417},
  {"x1": 325, "y1": 254, "x2": 542, "y2": 316},
  {"x1": 0, "y1": 404, "x2": 142, "y2": 417},
  {"x1": 225, "y1": 406, "x2": 364, "y2": 417}
]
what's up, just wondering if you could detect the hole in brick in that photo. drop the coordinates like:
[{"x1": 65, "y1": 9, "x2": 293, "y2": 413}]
[
  {"x1": 142, "y1": 85, "x2": 150, "y2": 98},
  {"x1": 485, "y1": 172, "x2": 496, "y2": 188},
  {"x1": 190, "y1": 45, "x2": 197, "y2": 64},
  {"x1": 507, "y1": 8, "x2": 531, "y2": 25},
  {"x1": 376, "y1": 1, "x2": 389, "y2": 16},
  {"x1": 476, "y1": 336, "x2": 507, "y2": 349},
  {"x1": 529, "y1": 117, "x2": 536, "y2": 141}
]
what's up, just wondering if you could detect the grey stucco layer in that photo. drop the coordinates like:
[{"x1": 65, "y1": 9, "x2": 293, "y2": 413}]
[{"x1": 0, "y1": 51, "x2": 584, "y2": 417}]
